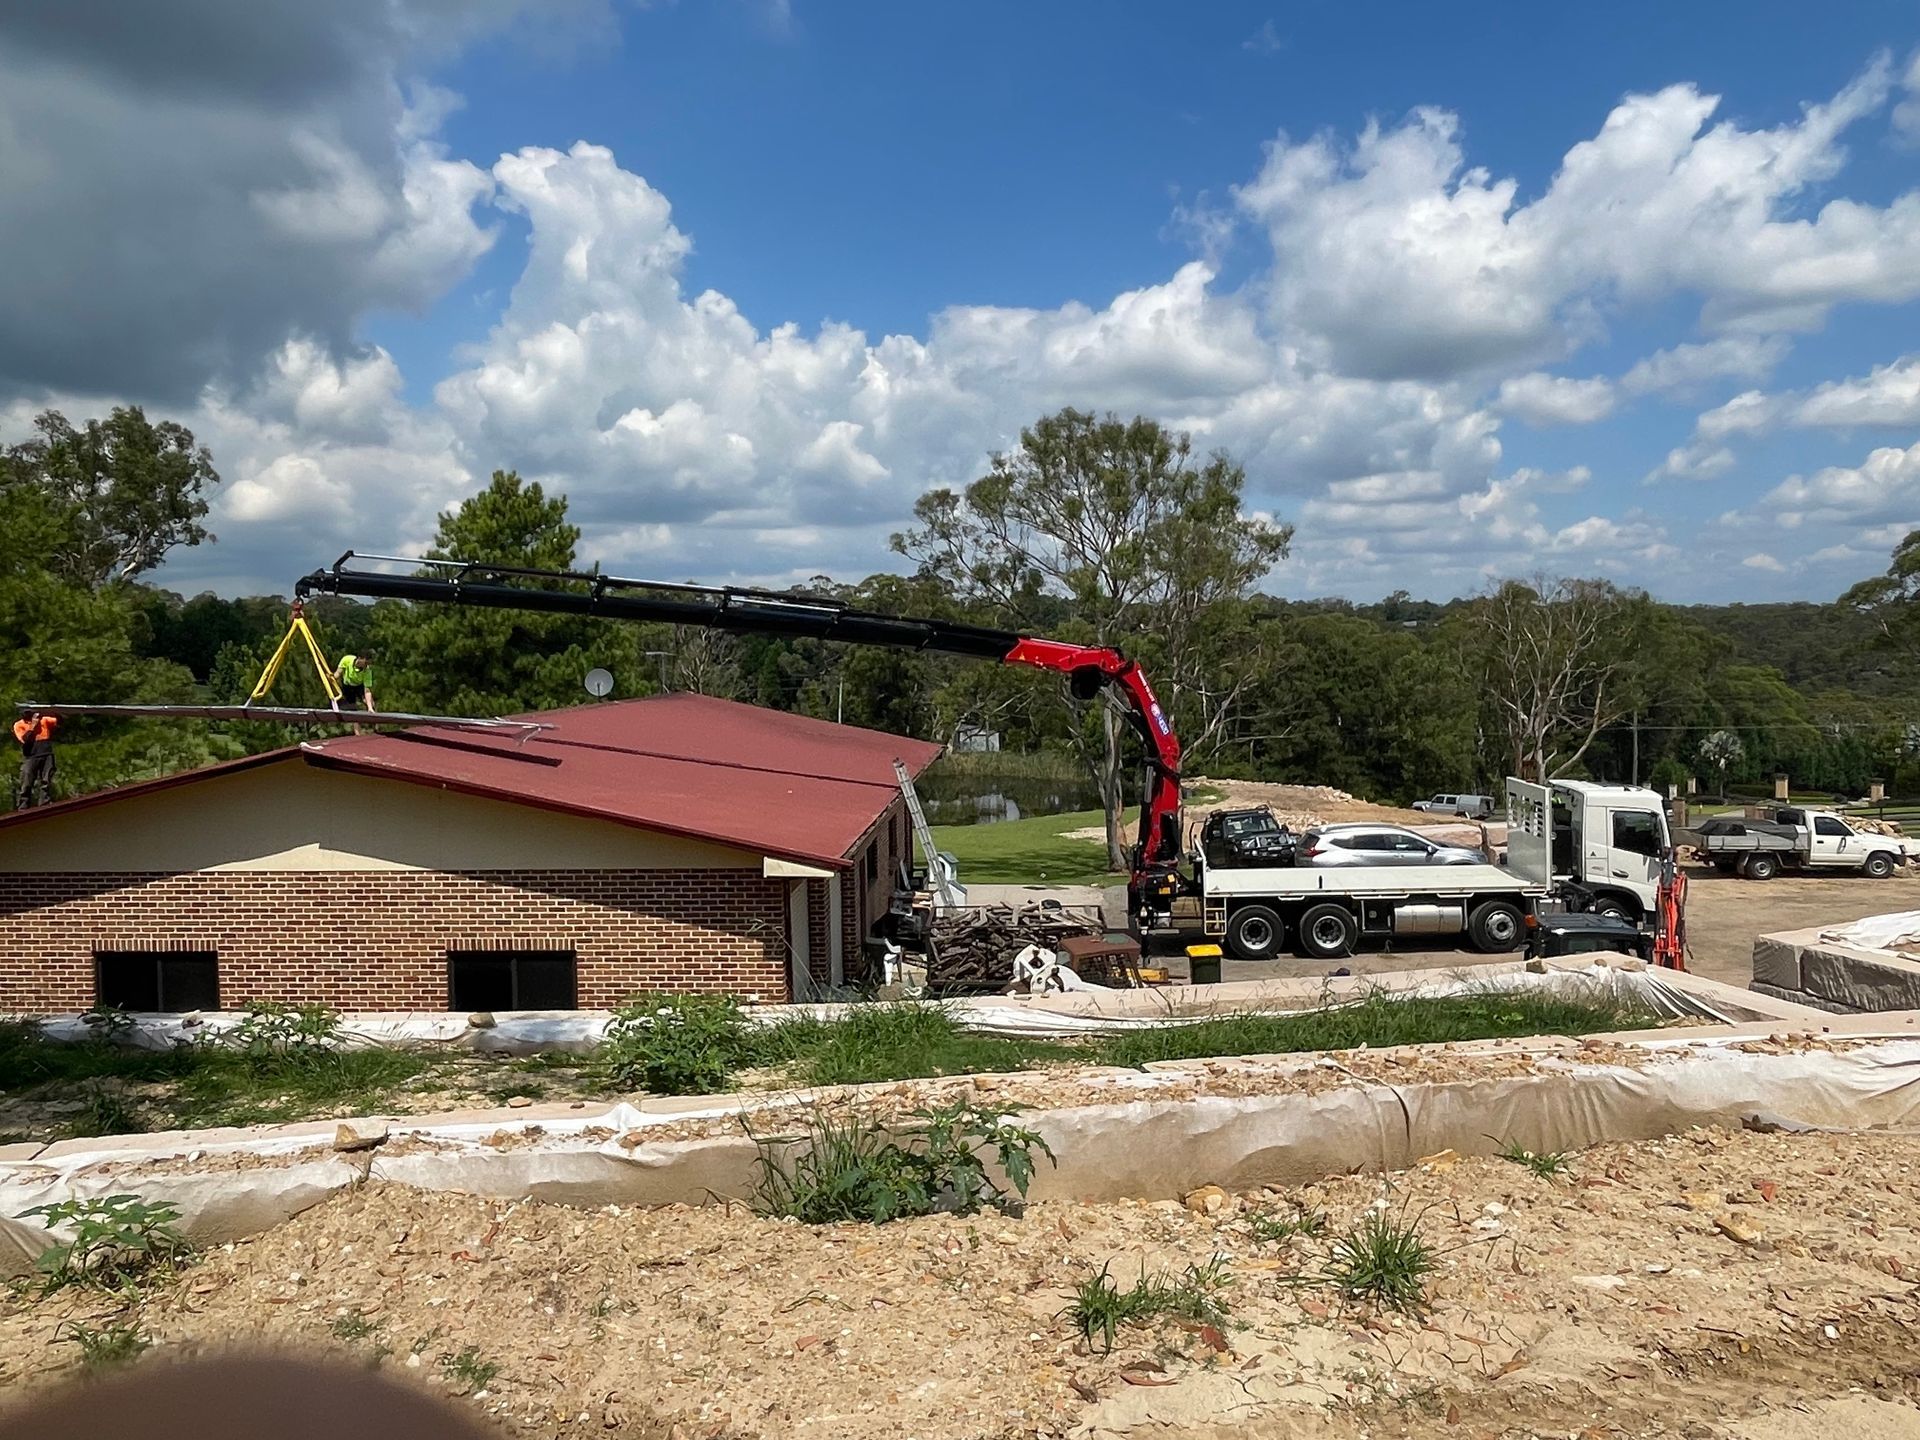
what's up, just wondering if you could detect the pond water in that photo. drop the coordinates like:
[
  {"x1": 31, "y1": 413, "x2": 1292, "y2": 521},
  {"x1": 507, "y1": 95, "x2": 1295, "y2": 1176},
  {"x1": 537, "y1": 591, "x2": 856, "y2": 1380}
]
[{"x1": 917, "y1": 768, "x2": 1107, "y2": 825}]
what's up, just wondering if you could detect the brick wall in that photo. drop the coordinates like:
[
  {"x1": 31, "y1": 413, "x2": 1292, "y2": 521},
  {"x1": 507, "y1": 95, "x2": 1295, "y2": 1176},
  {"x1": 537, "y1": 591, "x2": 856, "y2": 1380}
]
[
  {"x1": 838, "y1": 794, "x2": 911, "y2": 981},
  {"x1": 0, "y1": 868, "x2": 790, "y2": 1012}
]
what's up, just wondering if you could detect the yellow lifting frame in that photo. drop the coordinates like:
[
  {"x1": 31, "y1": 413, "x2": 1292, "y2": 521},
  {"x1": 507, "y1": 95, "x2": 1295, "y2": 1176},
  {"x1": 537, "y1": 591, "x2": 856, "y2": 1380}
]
[{"x1": 247, "y1": 600, "x2": 342, "y2": 706}]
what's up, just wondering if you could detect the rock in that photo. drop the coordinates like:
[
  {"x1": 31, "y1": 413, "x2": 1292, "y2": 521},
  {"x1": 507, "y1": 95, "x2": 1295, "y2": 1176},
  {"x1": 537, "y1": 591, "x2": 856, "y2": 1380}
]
[
  {"x1": 1573, "y1": 1274, "x2": 1627, "y2": 1290},
  {"x1": 467, "y1": 1012, "x2": 497, "y2": 1029},
  {"x1": 333, "y1": 1119, "x2": 389, "y2": 1152},
  {"x1": 1184, "y1": 1185, "x2": 1229, "y2": 1216},
  {"x1": 1714, "y1": 1214, "x2": 1764, "y2": 1246},
  {"x1": 506, "y1": 1095, "x2": 534, "y2": 1109}
]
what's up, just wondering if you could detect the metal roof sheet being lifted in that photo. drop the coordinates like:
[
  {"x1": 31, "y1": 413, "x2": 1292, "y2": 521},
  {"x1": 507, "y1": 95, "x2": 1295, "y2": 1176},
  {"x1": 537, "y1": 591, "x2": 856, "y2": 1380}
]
[{"x1": 17, "y1": 702, "x2": 549, "y2": 739}]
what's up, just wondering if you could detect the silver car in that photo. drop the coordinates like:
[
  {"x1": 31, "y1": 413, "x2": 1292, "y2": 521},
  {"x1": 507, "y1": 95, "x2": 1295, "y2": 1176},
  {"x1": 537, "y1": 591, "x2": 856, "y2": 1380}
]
[{"x1": 1301, "y1": 823, "x2": 1485, "y2": 867}]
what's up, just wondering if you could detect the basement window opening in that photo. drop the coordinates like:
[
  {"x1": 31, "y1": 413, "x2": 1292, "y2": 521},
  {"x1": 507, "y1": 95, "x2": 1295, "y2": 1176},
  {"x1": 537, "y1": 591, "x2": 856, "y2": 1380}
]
[
  {"x1": 447, "y1": 949, "x2": 578, "y2": 1011},
  {"x1": 94, "y1": 950, "x2": 220, "y2": 1012}
]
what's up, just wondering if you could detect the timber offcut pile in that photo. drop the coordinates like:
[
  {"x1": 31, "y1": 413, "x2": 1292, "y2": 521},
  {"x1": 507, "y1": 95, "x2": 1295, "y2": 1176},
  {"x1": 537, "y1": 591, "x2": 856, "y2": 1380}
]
[{"x1": 925, "y1": 903, "x2": 1104, "y2": 994}]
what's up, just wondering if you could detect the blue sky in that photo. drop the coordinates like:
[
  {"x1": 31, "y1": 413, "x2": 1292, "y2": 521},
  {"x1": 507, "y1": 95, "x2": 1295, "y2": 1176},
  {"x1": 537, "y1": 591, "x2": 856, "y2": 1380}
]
[{"x1": 6, "y1": 0, "x2": 1920, "y2": 604}]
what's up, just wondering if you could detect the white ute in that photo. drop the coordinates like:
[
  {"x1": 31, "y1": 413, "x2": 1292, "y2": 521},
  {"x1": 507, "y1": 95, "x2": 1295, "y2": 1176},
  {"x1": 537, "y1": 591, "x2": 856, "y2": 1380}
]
[{"x1": 1683, "y1": 805, "x2": 1911, "y2": 881}]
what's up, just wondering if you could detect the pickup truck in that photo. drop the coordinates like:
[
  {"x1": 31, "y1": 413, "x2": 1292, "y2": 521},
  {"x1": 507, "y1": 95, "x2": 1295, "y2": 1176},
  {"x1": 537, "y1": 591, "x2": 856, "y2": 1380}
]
[
  {"x1": 1411, "y1": 793, "x2": 1495, "y2": 819},
  {"x1": 1681, "y1": 807, "x2": 1911, "y2": 880}
]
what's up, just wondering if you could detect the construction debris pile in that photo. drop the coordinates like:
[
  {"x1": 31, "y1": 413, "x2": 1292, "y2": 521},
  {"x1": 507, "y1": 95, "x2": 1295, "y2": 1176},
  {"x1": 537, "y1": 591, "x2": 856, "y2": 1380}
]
[{"x1": 925, "y1": 902, "x2": 1107, "y2": 993}]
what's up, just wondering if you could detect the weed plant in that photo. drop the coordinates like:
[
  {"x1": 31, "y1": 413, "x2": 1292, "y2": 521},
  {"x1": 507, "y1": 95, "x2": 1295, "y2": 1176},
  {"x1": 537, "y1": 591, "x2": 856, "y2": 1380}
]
[
  {"x1": 747, "y1": 1100, "x2": 1053, "y2": 1224},
  {"x1": 1095, "y1": 990, "x2": 1640, "y2": 1069},
  {"x1": 1494, "y1": 1138, "x2": 1572, "y2": 1179},
  {"x1": 439, "y1": 1346, "x2": 500, "y2": 1394},
  {"x1": 1066, "y1": 1258, "x2": 1231, "y2": 1352},
  {"x1": 55, "y1": 1318, "x2": 149, "y2": 1369},
  {"x1": 752, "y1": 1003, "x2": 1074, "y2": 1086},
  {"x1": 596, "y1": 993, "x2": 748, "y2": 1095},
  {"x1": 1310, "y1": 1207, "x2": 1439, "y2": 1315},
  {"x1": 1246, "y1": 1203, "x2": 1326, "y2": 1244},
  {"x1": 21, "y1": 1194, "x2": 192, "y2": 1297}
]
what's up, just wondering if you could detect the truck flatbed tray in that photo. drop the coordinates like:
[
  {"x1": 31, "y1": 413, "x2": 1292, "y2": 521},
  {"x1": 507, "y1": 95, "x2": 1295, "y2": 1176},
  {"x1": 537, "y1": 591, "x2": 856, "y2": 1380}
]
[
  {"x1": 1202, "y1": 860, "x2": 1546, "y2": 899},
  {"x1": 1683, "y1": 817, "x2": 1798, "y2": 852}
]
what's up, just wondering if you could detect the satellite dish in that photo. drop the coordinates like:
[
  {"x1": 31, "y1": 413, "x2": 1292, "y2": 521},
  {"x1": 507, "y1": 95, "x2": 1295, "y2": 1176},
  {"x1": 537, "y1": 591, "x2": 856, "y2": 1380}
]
[{"x1": 584, "y1": 667, "x2": 614, "y2": 698}]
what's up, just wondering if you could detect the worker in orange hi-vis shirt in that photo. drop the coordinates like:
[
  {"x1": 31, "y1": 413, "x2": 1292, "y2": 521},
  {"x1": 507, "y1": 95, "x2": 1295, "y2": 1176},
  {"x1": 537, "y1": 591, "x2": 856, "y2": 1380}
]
[{"x1": 12, "y1": 709, "x2": 58, "y2": 809}]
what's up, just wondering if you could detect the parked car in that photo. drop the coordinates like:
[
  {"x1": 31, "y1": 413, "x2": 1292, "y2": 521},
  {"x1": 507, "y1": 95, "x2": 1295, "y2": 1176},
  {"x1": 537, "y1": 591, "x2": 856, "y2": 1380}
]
[
  {"x1": 1300, "y1": 823, "x2": 1486, "y2": 867},
  {"x1": 1411, "y1": 793, "x2": 1496, "y2": 819},
  {"x1": 1199, "y1": 806, "x2": 1297, "y2": 869}
]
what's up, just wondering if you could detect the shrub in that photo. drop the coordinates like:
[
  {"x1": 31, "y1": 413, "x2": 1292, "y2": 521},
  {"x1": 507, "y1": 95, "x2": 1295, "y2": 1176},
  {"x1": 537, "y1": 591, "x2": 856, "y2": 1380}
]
[
  {"x1": 748, "y1": 1100, "x2": 1054, "y2": 1224},
  {"x1": 597, "y1": 993, "x2": 747, "y2": 1095},
  {"x1": 224, "y1": 1001, "x2": 340, "y2": 1061},
  {"x1": 80, "y1": 1006, "x2": 135, "y2": 1046},
  {"x1": 20, "y1": 1194, "x2": 193, "y2": 1297}
]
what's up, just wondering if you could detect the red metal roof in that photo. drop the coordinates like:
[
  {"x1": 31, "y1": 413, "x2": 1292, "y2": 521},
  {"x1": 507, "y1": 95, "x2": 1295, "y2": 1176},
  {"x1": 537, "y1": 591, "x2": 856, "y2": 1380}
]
[
  {"x1": 308, "y1": 693, "x2": 944, "y2": 867},
  {"x1": 0, "y1": 696, "x2": 944, "y2": 868}
]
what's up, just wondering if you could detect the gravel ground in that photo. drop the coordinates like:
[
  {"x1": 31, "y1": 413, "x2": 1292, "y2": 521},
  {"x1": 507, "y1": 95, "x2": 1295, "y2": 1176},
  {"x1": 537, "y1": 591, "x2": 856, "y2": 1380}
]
[{"x1": 7, "y1": 1123, "x2": 1920, "y2": 1440}]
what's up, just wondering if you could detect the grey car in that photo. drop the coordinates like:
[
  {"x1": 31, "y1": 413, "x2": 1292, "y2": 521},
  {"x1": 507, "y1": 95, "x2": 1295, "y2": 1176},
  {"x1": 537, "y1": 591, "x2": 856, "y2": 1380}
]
[{"x1": 1301, "y1": 823, "x2": 1485, "y2": 867}]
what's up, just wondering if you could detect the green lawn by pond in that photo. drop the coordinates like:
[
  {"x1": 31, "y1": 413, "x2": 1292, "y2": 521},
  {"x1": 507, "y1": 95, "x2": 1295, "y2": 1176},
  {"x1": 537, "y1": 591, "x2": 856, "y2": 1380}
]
[{"x1": 929, "y1": 807, "x2": 1123, "y2": 887}]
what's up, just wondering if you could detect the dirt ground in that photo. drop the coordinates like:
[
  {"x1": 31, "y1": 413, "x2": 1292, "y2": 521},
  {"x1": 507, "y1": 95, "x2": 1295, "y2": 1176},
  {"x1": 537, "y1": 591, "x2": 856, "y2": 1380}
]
[
  {"x1": 9, "y1": 1125, "x2": 1920, "y2": 1439},
  {"x1": 1677, "y1": 866, "x2": 1920, "y2": 987}
]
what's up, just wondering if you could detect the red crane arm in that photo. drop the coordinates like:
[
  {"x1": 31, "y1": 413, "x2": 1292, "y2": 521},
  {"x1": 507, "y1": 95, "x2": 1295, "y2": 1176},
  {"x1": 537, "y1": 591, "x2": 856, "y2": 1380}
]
[
  {"x1": 296, "y1": 555, "x2": 1191, "y2": 904},
  {"x1": 1002, "y1": 637, "x2": 1184, "y2": 875}
]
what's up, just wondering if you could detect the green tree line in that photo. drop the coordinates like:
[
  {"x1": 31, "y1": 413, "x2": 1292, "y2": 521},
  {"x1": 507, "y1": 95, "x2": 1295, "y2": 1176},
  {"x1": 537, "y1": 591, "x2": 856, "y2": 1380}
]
[{"x1": 8, "y1": 404, "x2": 1920, "y2": 828}]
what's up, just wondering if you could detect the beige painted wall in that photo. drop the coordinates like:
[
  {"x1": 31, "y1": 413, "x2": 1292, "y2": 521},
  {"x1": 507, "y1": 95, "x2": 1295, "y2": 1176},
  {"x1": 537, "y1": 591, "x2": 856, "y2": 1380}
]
[{"x1": 0, "y1": 758, "x2": 764, "y2": 873}]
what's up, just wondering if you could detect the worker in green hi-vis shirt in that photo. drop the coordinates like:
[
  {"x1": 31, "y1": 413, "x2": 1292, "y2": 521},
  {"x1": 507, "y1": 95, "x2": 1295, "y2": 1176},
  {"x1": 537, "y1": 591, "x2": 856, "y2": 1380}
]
[{"x1": 330, "y1": 650, "x2": 377, "y2": 717}]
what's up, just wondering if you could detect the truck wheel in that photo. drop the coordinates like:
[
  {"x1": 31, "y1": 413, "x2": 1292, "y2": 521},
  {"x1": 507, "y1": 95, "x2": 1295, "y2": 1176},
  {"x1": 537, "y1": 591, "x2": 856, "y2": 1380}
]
[
  {"x1": 1467, "y1": 900, "x2": 1525, "y2": 953},
  {"x1": 1743, "y1": 853, "x2": 1778, "y2": 881},
  {"x1": 1864, "y1": 852, "x2": 1897, "y2": 879},
  {"x1": 1225, "y1": 904, "x2": 1285, "y2": 962},
  {"x1": 1589, "y1": 895, "x2": 1639, "y2": 924},
  {"x1": 1296, "y1": 902, "x2": 1358, "y2": 960}
]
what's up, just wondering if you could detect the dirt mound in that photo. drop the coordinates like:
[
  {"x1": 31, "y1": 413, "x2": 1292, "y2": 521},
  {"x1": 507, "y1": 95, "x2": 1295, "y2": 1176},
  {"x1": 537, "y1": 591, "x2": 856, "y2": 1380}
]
[{"x1": 8, "y1": 1125, "x2": 1920, "y2": 1438}]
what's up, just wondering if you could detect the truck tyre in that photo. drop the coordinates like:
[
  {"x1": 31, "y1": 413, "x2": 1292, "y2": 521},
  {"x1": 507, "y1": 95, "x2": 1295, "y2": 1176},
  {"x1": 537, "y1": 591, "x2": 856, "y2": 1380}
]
[
  {"x1": 1296, "y1": 902, "x2": 1359, "y2": 960},
  {"x1": 1588, "y1": 895, "x2": 1639, "y2": 924},
  {"x1": 1467, "y1": 900, "x2": 1525, "y2": 953},
  {"x1": 1743, "y1": 853, "x2": 1778, "y2": 881},
  {"x1": 1864, "y1": 851, "x2": 1897, "y2": 879},
  {"x1": 1225, "y1": 904, "x2": 1285, "y2": 962}
]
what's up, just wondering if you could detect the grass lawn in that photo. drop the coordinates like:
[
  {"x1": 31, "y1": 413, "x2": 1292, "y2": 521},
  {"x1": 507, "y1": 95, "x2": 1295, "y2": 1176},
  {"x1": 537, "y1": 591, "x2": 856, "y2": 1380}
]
[
  {"x1": 929, "y1": 807, "x2": 1123, "y2": 887},
  {"x1": 1, "y1": 986, "x2": 1654, "y2": 1141}
]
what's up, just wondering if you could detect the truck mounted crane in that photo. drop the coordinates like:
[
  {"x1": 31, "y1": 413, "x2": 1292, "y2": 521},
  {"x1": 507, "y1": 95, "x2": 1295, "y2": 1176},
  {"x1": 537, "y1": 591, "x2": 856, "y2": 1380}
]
[{"x1": 294, "y1": 553, "x2": 1189, "y2": 925}]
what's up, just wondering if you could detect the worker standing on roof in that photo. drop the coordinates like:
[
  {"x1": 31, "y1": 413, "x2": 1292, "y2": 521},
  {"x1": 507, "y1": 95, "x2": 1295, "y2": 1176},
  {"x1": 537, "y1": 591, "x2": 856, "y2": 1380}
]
[
  {"x1": 12, "y1": 709, "x2": 58, "y2": 809},
  {"x1": 330, "y1": 650, "x2": 377, "y2": 716}
]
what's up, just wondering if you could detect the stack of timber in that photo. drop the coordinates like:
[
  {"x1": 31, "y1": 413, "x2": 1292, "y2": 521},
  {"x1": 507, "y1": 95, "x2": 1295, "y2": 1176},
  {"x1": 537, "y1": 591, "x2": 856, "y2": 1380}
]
[{"x1": 925, "y1": 903, "x2": 1105, "y2": 994}]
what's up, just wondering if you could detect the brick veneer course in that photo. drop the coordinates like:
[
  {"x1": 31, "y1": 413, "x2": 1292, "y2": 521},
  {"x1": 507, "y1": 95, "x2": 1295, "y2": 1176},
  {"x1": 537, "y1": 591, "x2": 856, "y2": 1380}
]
[{"x1": 0, "y1": 868, "x2": 791, "y2": 1011}]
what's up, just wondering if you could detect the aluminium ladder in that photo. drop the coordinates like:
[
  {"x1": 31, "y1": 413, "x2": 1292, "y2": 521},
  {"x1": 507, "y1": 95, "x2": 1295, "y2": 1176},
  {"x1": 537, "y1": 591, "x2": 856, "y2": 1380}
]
[{"x1": 894, "y1": 759, "x2": 962, "y2": 910}]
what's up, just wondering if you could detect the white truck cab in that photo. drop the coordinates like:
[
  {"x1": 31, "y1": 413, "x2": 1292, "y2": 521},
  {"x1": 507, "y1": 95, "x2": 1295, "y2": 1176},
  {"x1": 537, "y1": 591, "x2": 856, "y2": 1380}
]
[{"x1": 1507, "y1": 779, "x2": 1671, "y2": 922}]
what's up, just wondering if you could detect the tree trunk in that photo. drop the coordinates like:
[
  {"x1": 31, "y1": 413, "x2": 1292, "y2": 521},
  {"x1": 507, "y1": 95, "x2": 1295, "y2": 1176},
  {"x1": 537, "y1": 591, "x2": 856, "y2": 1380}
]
[{"x1": 1100, "y1": 706, "x2": 1128, "y2": 871}]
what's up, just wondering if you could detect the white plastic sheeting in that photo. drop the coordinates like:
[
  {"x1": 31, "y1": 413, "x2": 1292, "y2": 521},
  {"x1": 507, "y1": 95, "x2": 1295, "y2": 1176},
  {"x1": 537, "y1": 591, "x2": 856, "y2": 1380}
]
[
  {"x1": 11, "y1": 1037, "x2": 1920, "y2": 1274},
  {"x1": 1821, "y1": 912, "x2": 1920, "y2": 954}
]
